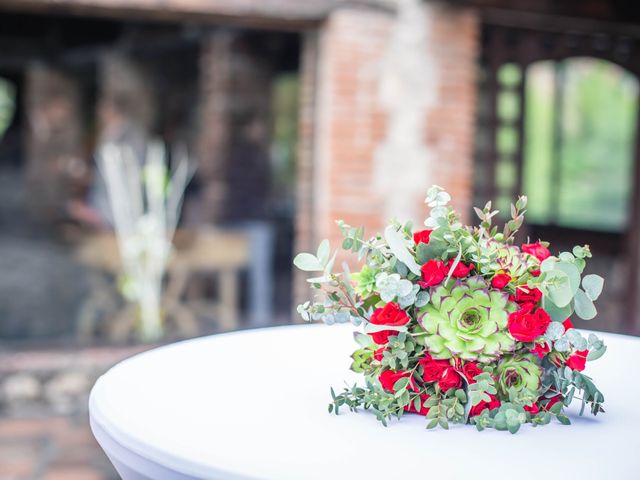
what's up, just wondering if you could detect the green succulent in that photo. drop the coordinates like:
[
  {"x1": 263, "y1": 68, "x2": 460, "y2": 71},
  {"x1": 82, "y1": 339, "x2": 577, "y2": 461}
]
[
  {"x1": 419, "y1": 276, "x2": 516, "y2": 362},
  {"x1": 496, "y1": 354, "x2": 542, "y2": 396},
  {"x1": 352, "y1": 264, "x2": 376, "y2": 297}
]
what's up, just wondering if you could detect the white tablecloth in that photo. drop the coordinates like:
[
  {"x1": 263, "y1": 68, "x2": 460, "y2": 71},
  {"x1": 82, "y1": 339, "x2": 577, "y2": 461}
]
[{"x1": 89, "y1": 324, "x2": 640, "y2": 480}]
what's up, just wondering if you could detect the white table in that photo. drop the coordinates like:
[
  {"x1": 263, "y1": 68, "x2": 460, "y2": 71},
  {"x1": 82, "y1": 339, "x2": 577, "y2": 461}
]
[{"x1": 90, "y1": 324, "x2": 640, "y2": 480}]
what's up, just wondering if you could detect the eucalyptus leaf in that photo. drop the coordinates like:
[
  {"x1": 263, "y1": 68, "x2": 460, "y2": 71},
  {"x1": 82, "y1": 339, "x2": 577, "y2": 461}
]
[
  {"x1": 574, "y1": 289, "x2": 597, "y2": 320},
  {"x1": 545, "y1": 321, "x2": 565, "y2": 341},
  {"x1": 554, "y1": 337, "x2": 570, "y2": 352},
  {"x1": 559, "y1": 252, "x2": 574, "y2": 262},
  {"x1": 587, "y1": 344, "x2": 607, "y2": 361},
  {"x1": 316, "y1": 239, "x2": 330, "y2": 266},
  {"x1": 540, "y1": 257, "x2": 556, "y2": 273},
  {"x1": 544, "y1": 270, "x2": 573, "y2": 308},
  {"x1": 582, "y1": 274, "x2": 604, "y2": 301},
  {"x1": 415, "y1": 291, "x2": 430, "y2": 308},
  {"x1": 446, "y1": 247, "x2": 462, "y2": 283},
  {"x1": 542, "y1": 296, "x2": 573, "y2": 322},
  {"x1": 363, "y1": 323, "x2": 407, "y2": 334},
  {"x1": 554, "y1": 261, "x2": 581, "y2": 296},
  {"x1": 293, "y1": 252, "x2": 323, "y2": 272},
  {"x1": 384, "y1": 225, "x2": 421, "y2": 276}
]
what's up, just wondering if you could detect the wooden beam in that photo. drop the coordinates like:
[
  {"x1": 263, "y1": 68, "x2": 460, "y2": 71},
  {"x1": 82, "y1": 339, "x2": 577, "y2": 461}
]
[
  {"x1": 0, "y1": 0, "x2": 395, "y2": 32},
  {"x1": 480, "y1": 7, "x2": 640, "y2": 39}
]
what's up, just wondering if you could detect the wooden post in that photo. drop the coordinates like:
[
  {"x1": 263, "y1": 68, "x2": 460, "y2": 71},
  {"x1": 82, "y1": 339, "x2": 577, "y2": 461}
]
[{"x1": 624, "y1": 96, "x2": 640, "y2": 334}]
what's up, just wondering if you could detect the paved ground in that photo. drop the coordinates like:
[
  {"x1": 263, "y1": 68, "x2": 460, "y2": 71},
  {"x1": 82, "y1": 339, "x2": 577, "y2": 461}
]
[
  {"x1": 0, "y1": 345, "x2": 151, "y2": 480},
  {"x1": 0, "y1": 416, "x2": 117, "y2": 480}
]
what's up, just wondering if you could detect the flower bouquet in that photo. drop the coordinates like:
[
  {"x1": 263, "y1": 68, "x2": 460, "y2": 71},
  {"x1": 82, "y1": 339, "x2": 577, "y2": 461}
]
[{"x1": 294, "y1": 186, "x2": 606, "y2": 433}]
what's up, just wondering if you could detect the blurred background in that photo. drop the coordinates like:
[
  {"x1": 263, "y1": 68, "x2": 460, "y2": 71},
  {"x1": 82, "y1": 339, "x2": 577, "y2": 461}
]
[{"x1": 0, "y1": 0, "x2": 639, "y2": 478}]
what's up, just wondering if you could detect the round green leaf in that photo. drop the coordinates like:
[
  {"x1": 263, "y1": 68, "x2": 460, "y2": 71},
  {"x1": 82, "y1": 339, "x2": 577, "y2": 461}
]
[
  {"x1": 540, "y1": 257, "x2": 556, "y2": 273},
  {"x1": 542, "y1": 296, "x2": 573, "y2": 322},
  {"x1": 316, "y1": 239, "x2": 330, "y2": 265},
  {"x1": 574, "y1": 289, "x2": 597, "y2": 320},
  {"x1": 545, "y1": 270, "x2": 573, "y2": 308},
  {"x1": 293, "y1": 252, "x2": 323, "y2": 272},
  {"x1": 384, "y1": 225, "x2": 421, "y2": 276},
  {"x1": 555, "y1": 261, "x2": 580, "y2": 296},
  {"x1": 582, "y1": 274, "x2": 604, "y2": 301}
]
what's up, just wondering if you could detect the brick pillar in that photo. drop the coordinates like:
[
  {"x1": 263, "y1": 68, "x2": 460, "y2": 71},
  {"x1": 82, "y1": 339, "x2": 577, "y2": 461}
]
[
  {"x1": 312, "y1": 6, "x2": 393, "y2": 251},
  {"x1": 423, "y1": 3, "x2": 478, "y2": 221},
  {"x1": 196, "y1": 30, "x2": 273, "y2": 224},
  {"x1": 24, "y1": 62, "x2": 84, "y2": 221},
  {"x1": 301, "y1": 1, "x2": 478, "y2": 254}
]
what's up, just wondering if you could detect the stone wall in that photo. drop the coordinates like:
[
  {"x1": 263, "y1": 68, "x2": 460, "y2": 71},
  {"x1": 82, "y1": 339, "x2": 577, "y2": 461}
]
[{"x1": 0, "y1": 345, "x2": 147, "y2": 415}]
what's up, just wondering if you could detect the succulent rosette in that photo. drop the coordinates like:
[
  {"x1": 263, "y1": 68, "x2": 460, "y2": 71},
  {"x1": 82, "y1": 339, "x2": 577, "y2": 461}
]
[
  {"x1": 495, "y1": 354, "x2": 543, "y2": 396},
  {"x1": 419, "y1": 276, "x2": 516, "y2": 362},
  {"x1": 294, "y1": 186, "x2": 606, "y2": 433}
]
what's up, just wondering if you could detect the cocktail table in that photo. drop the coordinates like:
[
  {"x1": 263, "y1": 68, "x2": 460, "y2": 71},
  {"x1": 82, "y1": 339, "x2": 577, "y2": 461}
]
[{"x1": 90, "y1": 324, "x2": 640, "y2": 479}]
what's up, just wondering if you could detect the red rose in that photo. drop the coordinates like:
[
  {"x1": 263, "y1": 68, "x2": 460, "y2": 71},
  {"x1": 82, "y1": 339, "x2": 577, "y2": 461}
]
[
  {"x1": 491, "y1": 273, "x2": 511, "y2": 289},
  {"x1": 508, "y1": 306, "x2": 551, "y2": 342},
  {"x1": 515, "y1": 286, "x2": 542, "y2": 305},
  {"x1": 369, "y1": 331, "x2": 394, "y2": 345},
  {"x1": 439, "y1": 368, "x2": 462, "y2": 392},
  {"x1": 563, "y1": 318, "x2": 574, "y2": 330},
  {"x1": 418, "y1": 355, "x2": 461, "y2": 393},
  {"x1": 530, "y1": 269, "x2": 541, "y2": 277},
  {"x1": 530, "y1": 342, "x2": 550, "y2": 359},
  {"x1": 419, "y1": 259, "x2": 447, "y2": 287},
  {"x1": 542, "y1": 394, "x2": 562, "y2": 411},
  {"x1": 462, "y1": 361, "x2": 484, "y2": 384},
  {"x1": 378, "y1": 369, "x2": 416, "y2": 392},
  {"x1": 373, "y1": 347, "x2": 386, "y2": 361},
  {"x1": 524, "y1": 403, "x2": 540, "y2": 415},
  {"x1": 522, "y1": 242, "x2": 551, "y2": 261},
  {"x1": 368, "y1": 302, "x2": 410, "y2": 345},
  {"x1": 404, "y1": 393, "x2": 431, "y2": 415},
  {"x1": 469, "y1": 394, "x2": 501, "y2": 417},
  {"x1": 370, "y1": 302, "x2": 410, "y2": 327},
  {"x1": 418, "y1": 354, "x2": 448, "y2": 381},
  {"x1": 566, "y1": 350, "x2": 588, "y2": 371},
  {"x1": 446, "y1": 259, "x2": 474, "y2": 278},
  {"x1": 413, "y1": 229, "x2": 432, "y2": 245}
]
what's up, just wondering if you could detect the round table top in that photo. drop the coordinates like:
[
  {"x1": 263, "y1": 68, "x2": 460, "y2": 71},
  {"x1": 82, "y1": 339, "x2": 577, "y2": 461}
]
[{"x1": 90, "y1": 324, "x2": 640, "y2": 480}]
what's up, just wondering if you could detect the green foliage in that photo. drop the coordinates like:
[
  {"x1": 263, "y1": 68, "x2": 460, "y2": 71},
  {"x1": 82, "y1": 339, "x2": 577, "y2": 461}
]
[
  {"x1": 384, "y1": 225, "x2": 421, "y2": 275},
  {"x1": 468, "y1": 373, "x2": 497, "y2": 407},
  {"x1": 543, "y1": 365, "x2": 605, "y2": 417},
  {"x1": 381, "y1": 332, "x2": 421, "y2": 371},
  {"x1": 425, "y1": 392, "x2": 466, "y2": 430},
  {"x1": 533, "y1": 250, "x2": 603, "y2": 321}
]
